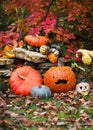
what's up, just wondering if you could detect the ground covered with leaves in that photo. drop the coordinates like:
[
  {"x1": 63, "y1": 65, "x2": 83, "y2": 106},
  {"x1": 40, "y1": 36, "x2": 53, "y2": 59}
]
[{"x1": 0, "y1": 80, "x2": 93, "y2": 130}]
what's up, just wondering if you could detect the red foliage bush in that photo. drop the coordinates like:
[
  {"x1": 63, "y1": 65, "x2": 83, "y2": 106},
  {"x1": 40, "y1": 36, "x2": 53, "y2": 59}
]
[{"x1": 1, "y1": 0, "x2": 93, "y2": 52}]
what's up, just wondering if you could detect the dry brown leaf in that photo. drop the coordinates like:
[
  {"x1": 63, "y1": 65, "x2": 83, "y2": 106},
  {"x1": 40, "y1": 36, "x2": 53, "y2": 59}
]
[
  {"x1": 38, "y1": 126, "x2": 47, "y2": 130},
  {"x1": 0, "y1": 97, "x2": 7, "y2": 115}
]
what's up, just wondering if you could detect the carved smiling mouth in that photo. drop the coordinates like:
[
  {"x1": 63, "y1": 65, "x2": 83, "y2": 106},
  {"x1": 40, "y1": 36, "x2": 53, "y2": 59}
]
[{"x1": 55, "y1": 79, "x2": 68, "y2": 84}]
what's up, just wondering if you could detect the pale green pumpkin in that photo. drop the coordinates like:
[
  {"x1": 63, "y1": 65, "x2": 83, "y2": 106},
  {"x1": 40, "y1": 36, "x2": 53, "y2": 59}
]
[{"x1": 31, "y1": 85, "x2": 52, "y2": 99}]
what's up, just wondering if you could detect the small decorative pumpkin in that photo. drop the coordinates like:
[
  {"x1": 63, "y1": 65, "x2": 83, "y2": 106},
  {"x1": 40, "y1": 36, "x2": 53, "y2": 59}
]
[
  {"x1": 9, "y1": 66, "x2": 42, "y2": 96},
  {"x1": 31, "y1": 85, "x2": 52, "y2": 99},
  {"x1": 39, "y1": 45, "x2": 50, "y2": 55},
  {"x1": 24, "y1": 35, "x2": 50, "y2": 47},
  {"x1": 44, "y1": 66, "x2": 76, "y2": 93},
  {"x1": 75, "y1": 82, "x2": 90, "y2": 96}
]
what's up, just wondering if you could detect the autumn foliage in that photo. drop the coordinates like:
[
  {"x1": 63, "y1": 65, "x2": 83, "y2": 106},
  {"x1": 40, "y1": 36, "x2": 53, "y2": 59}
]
[{"x1": 0, "y1": 0, "x2": 93, "y2": 57}]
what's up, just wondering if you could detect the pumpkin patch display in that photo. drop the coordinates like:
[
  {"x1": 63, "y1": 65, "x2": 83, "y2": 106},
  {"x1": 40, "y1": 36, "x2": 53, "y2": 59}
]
[
  {"x1": 9, "y1": 66, "x2": 42, "y2": 96},
  {"x1": 31, "y1": 85, "x2": 52, "y2": 99},
  {"x1": 44, "y1": 66, "x2": 76, "y2": 93},
  {"x1": 24, "y1": 35, "x2": 50, "y2": 47}
]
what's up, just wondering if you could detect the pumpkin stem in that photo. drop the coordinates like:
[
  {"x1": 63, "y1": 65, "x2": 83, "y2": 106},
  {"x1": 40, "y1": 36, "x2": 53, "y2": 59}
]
[{"x1": 18, "y1": 74, "x2": 26, "y2": 80}]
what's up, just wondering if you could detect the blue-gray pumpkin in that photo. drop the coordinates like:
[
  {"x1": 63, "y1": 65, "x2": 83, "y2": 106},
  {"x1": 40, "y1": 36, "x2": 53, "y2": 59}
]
[{"x1": 30, "y1": 85, "x2": 52, "y2": 99}]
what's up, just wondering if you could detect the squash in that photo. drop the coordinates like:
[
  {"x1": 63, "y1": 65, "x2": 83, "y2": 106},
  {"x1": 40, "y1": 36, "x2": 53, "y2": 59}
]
[
  {"x1": 3, "y1": 45, "x2": 15, "y2": 58},
  {"x1": 9, "y1": 66, "x2": 42, "y2": 96},
  {"x1": 31, "y1": 85, "x2": 52, "y2": 99},
  {"x1": 39, "y1": 45, "x2": 50, "y2": 55},
  {"x1": 24, "y1": 35, "x2": 49, "y2": 47},
  {"x1": 44, "y1": 66, "x2": 76, "y2": 93},
  {"x1": 48, "y1": 53, "x2": 59, "y2": 63},
  {"x1": 48, "y1": 49, "x2": 59, "y2": 63}
]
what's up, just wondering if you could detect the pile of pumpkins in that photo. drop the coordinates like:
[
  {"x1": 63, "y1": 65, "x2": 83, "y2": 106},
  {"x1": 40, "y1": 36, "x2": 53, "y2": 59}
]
[
  {"x1": 9, "y1": 65, "x2": 76, "y2": 99},
  {"x1": 9, "y1": 35, "x2": 77, "y2": 99}
]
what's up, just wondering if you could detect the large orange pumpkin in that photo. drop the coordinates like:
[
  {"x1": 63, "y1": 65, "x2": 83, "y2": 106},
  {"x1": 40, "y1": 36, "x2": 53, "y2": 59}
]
[
  {"x1": 44, "y1": 66, "x2": 76, "y2": 93},
  {"x1": 9, "y1": 66, "x2": 42, "y2": 96},
  {"x1": 24, "y1": 35, "x2": 49, "y2": 47}
]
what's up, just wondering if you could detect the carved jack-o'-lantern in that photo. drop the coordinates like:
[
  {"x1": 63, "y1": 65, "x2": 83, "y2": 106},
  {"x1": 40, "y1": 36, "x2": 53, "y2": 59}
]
[
  {"x1": 44, "y1": 66, "x2": 76, "y2": 93},
  {"x1": 75, "y1": 82, "x2": 90, "y2": 96}
]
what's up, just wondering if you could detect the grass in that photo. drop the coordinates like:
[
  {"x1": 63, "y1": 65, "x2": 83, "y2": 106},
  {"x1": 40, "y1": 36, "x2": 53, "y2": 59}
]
[{"x1": 0, "y1": 79, "x2": 93, "y2": 130}]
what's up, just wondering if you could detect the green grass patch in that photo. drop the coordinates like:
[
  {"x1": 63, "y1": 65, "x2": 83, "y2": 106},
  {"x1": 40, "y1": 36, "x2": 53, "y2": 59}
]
[{"x1": 57, "y1": 111, "x2": 68, "y2": 119}]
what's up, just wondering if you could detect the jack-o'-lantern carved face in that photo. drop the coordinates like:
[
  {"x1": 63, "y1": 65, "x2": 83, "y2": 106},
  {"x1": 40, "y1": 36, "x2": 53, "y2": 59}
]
[
  {"x1": 44, "y1": 66, "x2": 76, "y2": 93},
  {"x1": 76, "y1": 82, "x2": 90, "y2": 96}
]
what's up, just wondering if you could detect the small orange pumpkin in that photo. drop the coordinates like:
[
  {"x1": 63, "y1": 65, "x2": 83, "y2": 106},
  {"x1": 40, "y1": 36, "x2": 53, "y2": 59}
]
[
  {"x1": 44, "y1": 66, "x2": 76, "y2": 93},
  {"x1": 24, "y1": 35, "x2": 49, "y2": 47},
  {"x1": 9, "y1": 66, "x2": 42, "y2": 96}
]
